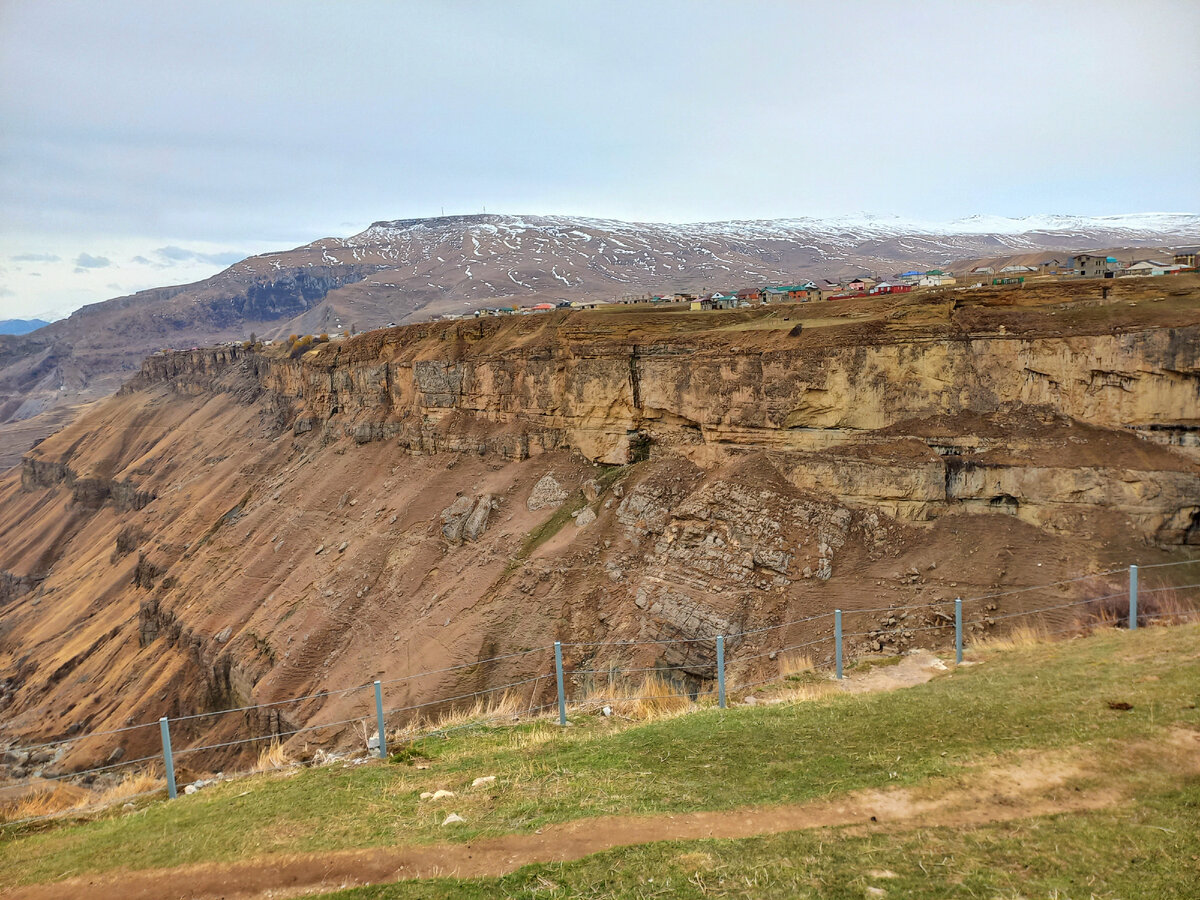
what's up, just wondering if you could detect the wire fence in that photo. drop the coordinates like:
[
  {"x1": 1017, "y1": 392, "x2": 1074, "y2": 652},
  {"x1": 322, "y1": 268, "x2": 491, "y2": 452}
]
[{"x1": 2, "y1": 558, "x2": 1197, "y2": 826}]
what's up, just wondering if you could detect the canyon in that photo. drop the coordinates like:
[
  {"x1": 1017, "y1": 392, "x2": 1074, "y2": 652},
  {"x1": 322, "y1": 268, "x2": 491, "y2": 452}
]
[{"x1": 0, "y1": 275, "x2": 1198, "y2": 784}]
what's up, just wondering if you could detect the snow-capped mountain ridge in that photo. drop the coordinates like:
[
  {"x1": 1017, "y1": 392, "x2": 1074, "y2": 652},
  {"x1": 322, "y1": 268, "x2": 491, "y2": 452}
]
[
  {"x1": 225, "y1": 211, "x2": 1196, "y2": 301},
  {"x1": 349, "y1": 211, "x2": 1200, "y2": 244}
]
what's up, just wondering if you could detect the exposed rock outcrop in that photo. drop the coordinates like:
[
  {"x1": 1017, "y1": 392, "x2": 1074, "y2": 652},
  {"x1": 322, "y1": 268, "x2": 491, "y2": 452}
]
[{"x1": 1, "y1": 281, "x2": 1197, "y2": 775}]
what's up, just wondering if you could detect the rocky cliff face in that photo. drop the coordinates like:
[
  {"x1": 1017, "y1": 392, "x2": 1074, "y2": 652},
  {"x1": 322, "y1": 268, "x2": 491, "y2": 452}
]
[
  {"x1": 0, "y1": 278, "x2": 1197, "y2": 777},
  {"x1": 133, "y1": 282, "x2": 1200, "y2": 542}
]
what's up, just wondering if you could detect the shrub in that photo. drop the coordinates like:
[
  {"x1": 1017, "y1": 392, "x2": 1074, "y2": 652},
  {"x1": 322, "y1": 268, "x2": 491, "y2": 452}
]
[{"x1": 289, "y1": 335, "x2": 314, "y2": 359}]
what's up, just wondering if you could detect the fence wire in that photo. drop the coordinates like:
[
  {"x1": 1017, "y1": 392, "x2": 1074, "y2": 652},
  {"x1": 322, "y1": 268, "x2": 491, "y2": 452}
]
[{"x1": 3, "y1": 560, "x2": 1197, "y2": 820}]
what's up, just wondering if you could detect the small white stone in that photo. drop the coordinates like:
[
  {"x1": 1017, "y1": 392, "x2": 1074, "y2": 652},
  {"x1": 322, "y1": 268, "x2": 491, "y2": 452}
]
[
  {"x1": 441, "y1": 813, "x2": 465, "y2": 826},
  {"x1": 471, "y1": 775, "x2": 496, "y2": 788},
  {"x1": 431, "y1": 789, "x2": 455, "y2": 800}
]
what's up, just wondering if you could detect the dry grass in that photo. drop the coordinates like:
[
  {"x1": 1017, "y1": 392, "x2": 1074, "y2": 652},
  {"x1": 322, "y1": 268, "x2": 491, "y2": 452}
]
[
  {"x1": 0, "y1": 769, "x2": 163, "y2": 825},
  {"x1": 506, "y1": 723, "x2": 560, "y2": 751},
  {"x1": 577, "y1": 675, "x2": 696, "y2": 721},
  {"x1": 94, "y1": 771, "x2": 162, "y2": 806},
  {"x1": 778, "y1": 651, "x2": 816, "y2": 677},
  {"x1": 390, "y1": 690, "x2": 531, "y2": 741},
  {"x1": 254, "y1": 739, "x2": 292, "y2": 773},
  {"x1": 0, "y1": 781, "x2": 90, "y2": 824},
  {"x1": 764, "y1": 681, "x2": 841, "y2": 705},
  {"x1": 1137, "y1": 586, "x2": 1199, "y2": 626},
  {"x1": 971, "y1": 623, "x2": 1049, "y2": 651}
]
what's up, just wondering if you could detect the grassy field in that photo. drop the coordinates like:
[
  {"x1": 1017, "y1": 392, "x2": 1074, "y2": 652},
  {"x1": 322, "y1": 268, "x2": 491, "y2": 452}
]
[
  {"x1": 327, "y1": 791, "x2": 1200, "y2": 899},
  {"x1": 2, "y1": 624, "x2": 1198, "y2": 894}
]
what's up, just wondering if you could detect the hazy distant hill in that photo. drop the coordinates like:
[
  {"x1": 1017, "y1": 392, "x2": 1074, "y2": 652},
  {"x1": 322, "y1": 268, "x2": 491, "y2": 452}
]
[
  {"x1": 0, "y1": 318, "x2": 49, "y2": 335},
  {"x1": 0, "y1": 212, "x2": 1196, "y2": 443}
]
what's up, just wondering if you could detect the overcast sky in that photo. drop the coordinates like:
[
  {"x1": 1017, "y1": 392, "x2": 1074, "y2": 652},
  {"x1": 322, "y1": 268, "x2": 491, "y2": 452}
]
[{"x1": 1, "y1": 0, "x2": 1198, "y2": 320}]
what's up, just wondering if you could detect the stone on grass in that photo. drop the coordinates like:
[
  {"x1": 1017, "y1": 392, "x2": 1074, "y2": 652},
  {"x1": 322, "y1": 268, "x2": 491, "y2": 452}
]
[
  {"x1": 471, "y1": 775, "x2": 496, "y2": 788},
  {"x1": 441, "y1": 813, "x2": 465, "y2": 826}
]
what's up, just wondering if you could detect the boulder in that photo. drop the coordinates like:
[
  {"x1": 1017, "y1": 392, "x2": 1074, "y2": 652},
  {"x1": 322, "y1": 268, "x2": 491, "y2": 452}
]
[
  {"x1": 527, "y1": 474, "x2": 568, "y2": 511},
  {"x1": 462, "y1": 495, "x2": 493, "y2": 541}
]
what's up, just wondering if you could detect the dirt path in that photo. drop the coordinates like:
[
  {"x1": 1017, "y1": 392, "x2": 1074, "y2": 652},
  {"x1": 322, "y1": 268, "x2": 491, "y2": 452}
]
[{"x1": 13, "y1": 732, "x2": 1196, "y2": 900}]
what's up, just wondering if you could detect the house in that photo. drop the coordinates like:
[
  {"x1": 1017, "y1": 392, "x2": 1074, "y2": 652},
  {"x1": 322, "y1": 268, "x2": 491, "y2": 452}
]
[
  {"x1": 763, "y1": 283, "x2": 819, "y2": 303},
  {"x1": 529, "y1": 302, "x2": 556, "y2": 312},
  {"x1": 690, "y1": 298, "x2": 716, "y2": 311},
  {"x1": 1121, "y1": 260, "x2": 1168, "y2": 277},
  {"x1": 1000, "y1": 264, "x2": 1036, "y2": 274},
  {"x1": 971, "y1": 266, "x2": 995, "y2": 275},
  {"x1": 869, "y1": 283, "x2": 914, "y2": 295},
  {"x1": 897, "y1": 270, "x2": 924, "y2": 284},
  {"x1": 736, "y1": 287, "x2": 765, "y2": 304},
  {"x1": 846, "y1": 278, "x2": 867, "y2": 292},
  {"x1": 1174, "y1": 248, "x2": 1199, "y2": 268},
  {"x1": 819, "y1": 280, "x2": 843, "y2": 300},
  {"x1": 1069, "y1": 254, "x2": 1120, "y2": 278},
  {"x1": 919, "y1": 273, "x2": 956, "y2": 287}
]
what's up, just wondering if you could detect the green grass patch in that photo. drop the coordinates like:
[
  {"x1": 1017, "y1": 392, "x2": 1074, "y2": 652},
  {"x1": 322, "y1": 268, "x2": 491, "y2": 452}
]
[
  {"x1": 514, "y1": 465, "x2": 631, "y2": 563},
  {"x1": 2, "y1": 625, "x2": 1198, "y2": 888},
  {"x1": 848, "y1": 654, "x2": 905, "y2": 672},
  {"x1": 323, "y1": 783, "x2": 1200, "y2": 898}
]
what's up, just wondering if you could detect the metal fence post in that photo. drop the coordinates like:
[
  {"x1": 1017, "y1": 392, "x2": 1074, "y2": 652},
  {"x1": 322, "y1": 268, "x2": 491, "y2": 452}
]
[
  {"x1": 554, "y1": 641, "x2": 567, "y2": 725},
  {"x1": 835, "y1": 609, "x2": 843, "y2": 680},
  {"x1": 716, "y1": 634, "x2": 726, "y2": 709},
  {"x1": 1129, "y1": 565, "x2": 1138, "y2": 630},
  {"x1": 374, "y1": 680, "x2": 387, "y2": 758},
  {"x1": 955, "y1": 597, "x2": 963, "y2": 663},
  {"x1": 159, "y1": 716, "x2": 177, "y2": 799}
]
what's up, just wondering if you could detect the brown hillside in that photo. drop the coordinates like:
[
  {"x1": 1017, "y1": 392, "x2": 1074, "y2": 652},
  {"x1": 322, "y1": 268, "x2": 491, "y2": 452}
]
[{"x1": 0, "y1": 276, "x2": 1197, "y2": 781}]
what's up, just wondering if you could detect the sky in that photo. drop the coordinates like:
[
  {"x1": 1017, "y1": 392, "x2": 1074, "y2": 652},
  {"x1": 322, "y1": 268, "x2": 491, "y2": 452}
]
[{"x1": 1, "y1": 0, "x2": 1198, "y2": 320}]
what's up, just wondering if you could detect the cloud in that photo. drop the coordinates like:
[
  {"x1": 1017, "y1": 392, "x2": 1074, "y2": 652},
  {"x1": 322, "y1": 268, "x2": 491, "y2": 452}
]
[
  {"x1": 155, "y1": 245, "x2": 243, "y2": 266},
  {"x1": 11, "y1": 253, "x2": 61, "y2": 263},
  {"x1": 74, "y1": 252, "x2": 111, "y2": 270},
  {"x1": 131, "y1": 255, "x2": 154, "y2": 265},
  {"x1": 0, "y1": 287, "x2": 13, "y2": 297}
]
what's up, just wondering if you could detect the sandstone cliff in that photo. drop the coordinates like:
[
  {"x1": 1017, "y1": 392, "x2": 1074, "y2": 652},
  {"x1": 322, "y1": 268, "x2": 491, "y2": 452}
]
[{"x1": 0, "y1": 277, "x2": 1197, "y2": 778}]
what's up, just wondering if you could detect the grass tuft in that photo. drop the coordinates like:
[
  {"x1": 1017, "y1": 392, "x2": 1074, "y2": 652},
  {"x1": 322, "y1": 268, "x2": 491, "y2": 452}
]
[
  {"x1": 577, "y1": 675, "x2": 695, "y2": 721},
  {"x1": 971, "y1": 623, "x2": 1048, "y2": 651},
  {"x1": 254, "y1": 740, "x2": 292, "y2": 773}
]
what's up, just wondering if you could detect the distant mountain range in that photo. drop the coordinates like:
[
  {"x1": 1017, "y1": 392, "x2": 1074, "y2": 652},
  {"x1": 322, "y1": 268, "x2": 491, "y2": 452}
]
[
  {"x1": 0, "y1": 211, "x2": 1196, "y2": 452},
  {"x1": 0, "y1": 318, "x2": 49, "y2": 335}
]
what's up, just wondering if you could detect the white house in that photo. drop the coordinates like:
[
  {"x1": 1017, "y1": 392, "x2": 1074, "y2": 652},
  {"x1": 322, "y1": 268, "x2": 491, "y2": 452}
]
[{"x1": 1121, "y1": 260, "x2": 1168, "y2": 277}]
